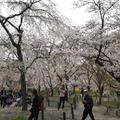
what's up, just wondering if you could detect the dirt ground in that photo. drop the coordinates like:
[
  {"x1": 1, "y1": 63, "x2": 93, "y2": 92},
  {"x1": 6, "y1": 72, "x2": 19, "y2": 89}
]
[{"x1": 0, "y1": 102, "x2": 119, "y2": 120}]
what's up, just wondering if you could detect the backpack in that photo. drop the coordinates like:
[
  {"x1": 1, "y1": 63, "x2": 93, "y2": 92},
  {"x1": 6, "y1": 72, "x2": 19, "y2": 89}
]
[
  {"x1": 39, "y1": 96, "x2": 44, "y2": 111},
  {"x1": 84, "y1": 94, "x2": 94, "y2": 109}
]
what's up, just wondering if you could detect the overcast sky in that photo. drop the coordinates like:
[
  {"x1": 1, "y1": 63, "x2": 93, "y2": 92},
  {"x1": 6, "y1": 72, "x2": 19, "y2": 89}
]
[
  {"x1": 0, "y1": 0, "x2": 91, "y2": 26},
  {"x1": 52, "y1": 0, "x2": 91, "y2": 26}
]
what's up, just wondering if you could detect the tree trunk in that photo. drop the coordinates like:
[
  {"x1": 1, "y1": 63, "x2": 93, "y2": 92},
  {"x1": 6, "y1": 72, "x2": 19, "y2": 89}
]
[
  {"x1": 17, "y1": 45, "x2": 27, "y2": 110},
  {"x1": 0, "y1": 13, "x2": 27, "y2": 111},
  {"x1": 98, "y1": 92, "x2": 102, "y2": 105},
  {"x1": 50, "y1": 87, "x2": 54, "y2": 96},
  {"x1": 20, "y1": 70, "x2": 27, "y2": 110},
  {"x1": 98, "y1": 86, "x2": 104, "y2": 105}
]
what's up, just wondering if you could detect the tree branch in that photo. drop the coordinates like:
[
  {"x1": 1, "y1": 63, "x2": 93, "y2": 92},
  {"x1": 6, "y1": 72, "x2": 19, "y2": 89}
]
[
  {"x1": 105, "y1": 0, "x2": 120, "y2": 14},
  {"x1": 26, "y1": 56, "x2": 49, "y2": 71},
  {"x1": 4, "y1": 0, "x2": 41, "y2": 23},
  {"x1": 0, "y1": 20, "x2": 18, "y2": 47}
]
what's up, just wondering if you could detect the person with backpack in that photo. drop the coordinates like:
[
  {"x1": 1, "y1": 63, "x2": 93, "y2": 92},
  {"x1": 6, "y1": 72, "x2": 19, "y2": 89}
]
[
  {"x1": 81, "y1": 89, "x2": 95, "y2": 120},
  {"x1": 28, "y1": 89, "x2": 43, "y2": 120}
]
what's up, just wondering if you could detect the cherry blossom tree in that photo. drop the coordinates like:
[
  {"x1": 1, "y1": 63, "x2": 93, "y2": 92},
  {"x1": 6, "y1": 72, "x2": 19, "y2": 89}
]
[{"x1": 74, "y1": 0, "x2": 120, "y2": 88}]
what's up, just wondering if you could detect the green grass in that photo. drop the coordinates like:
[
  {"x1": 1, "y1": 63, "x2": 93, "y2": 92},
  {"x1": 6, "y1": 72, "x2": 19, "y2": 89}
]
[
  {"x1": 102, "y1": 100, "x2": 118, "y2": 108},
  {"x1": 11, "y1": 116, "x2": 26, "y2": 120}
]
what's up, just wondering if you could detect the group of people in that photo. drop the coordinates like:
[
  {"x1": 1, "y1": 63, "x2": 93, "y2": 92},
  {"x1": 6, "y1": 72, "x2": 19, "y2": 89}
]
[
  {"x1": 0, "y1": 88, "x2": 44, "y2": 120},
  {"x1": 0, "y1": 88, "x2": 24, "y2": 108},
  {"x1": 24, "y1": 87, "x2": 95, "y2": 120},
  {"x1": 57, "y1": 85, "x2": 95, "y2": 120},
  {"x1": 0, "y1": 86, "x2": 95, "y2": 120}
]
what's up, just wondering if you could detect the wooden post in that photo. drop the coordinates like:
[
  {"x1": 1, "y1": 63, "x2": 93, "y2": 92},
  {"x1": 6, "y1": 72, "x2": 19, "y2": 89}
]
[
  {"x1": 46, "y1": 96, "x2": 50, "y2": 107},
  {"x1": 71, "y1": 104, "x2": 75, "y2": 120},
  {"x1": 63, "y1": 112, "x2": 66, "y2": 120},
  {"x1": 73, "y1": 95, "x2": 76, "y2": 109},
  {"x1": 41, "y1": 110, "x2": 44, "y2": 120}
]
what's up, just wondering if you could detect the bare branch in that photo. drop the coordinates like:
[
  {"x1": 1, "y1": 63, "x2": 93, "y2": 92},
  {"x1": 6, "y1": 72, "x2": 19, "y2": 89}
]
[
  {"x1": 7, "y1": 20, "x2": 19, "y2": 31},
  {"x1": 105, "y1": 0, "x2": 120, "y2": 13},
  {"x1": 0, "y1": 20, "x2": 18, "y2": 47},
  {"x1": 4, "y1": 0, "x2": 41, "y2": 23},
  {"x1": 26, "y1": 56, "x2": 49, "y2": 71},
  {"x1": 18, "y1": 15, "x2": 24, "y2": 30}
]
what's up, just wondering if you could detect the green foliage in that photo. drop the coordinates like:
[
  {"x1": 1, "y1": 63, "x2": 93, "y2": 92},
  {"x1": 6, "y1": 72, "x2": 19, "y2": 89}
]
[
  {"x1": 11, "y1": 116, "x2": 26, "y2": 120},
  {"x1": 103, "y1": 101, "x2": 117, "y2": 108},
  {"x1": 53, "y1": 87, "x2": 59, "y2": 96},
  {"x1": 92, "y1": 89, "x2": 99, "y2": 97}
]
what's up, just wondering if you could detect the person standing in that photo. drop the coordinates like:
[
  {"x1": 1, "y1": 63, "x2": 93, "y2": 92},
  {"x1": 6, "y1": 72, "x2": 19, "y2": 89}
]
[
  {"x1": 1, "y1": 88, "x2": 7, "y2": 108},
  {"x1": 28, "y1": 89, "x2": 43, "y2": 120},
  {"x1": 58, "y1": 85, "x2": 66, "y2": 110},
  {"x1": 81, "y1": 90, "x2": 95, "y2": 120}
]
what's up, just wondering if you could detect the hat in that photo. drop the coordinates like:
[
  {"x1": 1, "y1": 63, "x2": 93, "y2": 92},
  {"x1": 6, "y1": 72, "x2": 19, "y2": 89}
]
[{"x1": 84, "y1": 89, "x2": 88, "y2": 92}]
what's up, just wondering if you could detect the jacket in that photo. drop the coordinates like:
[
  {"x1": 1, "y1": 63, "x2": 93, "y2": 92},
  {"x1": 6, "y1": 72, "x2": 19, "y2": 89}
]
[{"x1": 30, "y1": 95, "x2": 40, "y2": 112}]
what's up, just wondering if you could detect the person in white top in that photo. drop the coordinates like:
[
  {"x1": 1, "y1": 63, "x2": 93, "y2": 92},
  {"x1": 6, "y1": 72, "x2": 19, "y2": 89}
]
[{"x1": 58, "y1": 85, "x2": 65, "y2": 110}]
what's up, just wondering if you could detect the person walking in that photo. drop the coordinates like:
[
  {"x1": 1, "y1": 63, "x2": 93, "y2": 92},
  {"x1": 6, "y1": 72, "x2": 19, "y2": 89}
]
[
  {"x1": 81, "y1": 90, "x2": 95, "y2": 120},
  {"x1": 28, "y1": 89, "x2": 43, "y2": 120},
  {"x1": 58, "y1": 85, "x2": 66, "y2": 110}
]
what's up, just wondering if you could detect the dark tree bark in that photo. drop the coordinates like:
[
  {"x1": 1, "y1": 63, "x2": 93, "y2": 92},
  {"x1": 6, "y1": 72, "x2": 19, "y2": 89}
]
[
  {"x1": 17, "y1": 45, "x2": 27, "y2": 110},
  {"x1": 98, "y1": 84, "x2": 104, "y2": 105}
]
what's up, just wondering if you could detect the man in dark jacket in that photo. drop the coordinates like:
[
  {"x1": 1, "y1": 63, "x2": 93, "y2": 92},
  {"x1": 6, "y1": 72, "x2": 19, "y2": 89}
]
[
  {"x1": 28, "y1": 89, "x2": 43, "y2": 120},
  {"x1": 81, "y1": 90, "x2": 95, "y2": 120}
]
